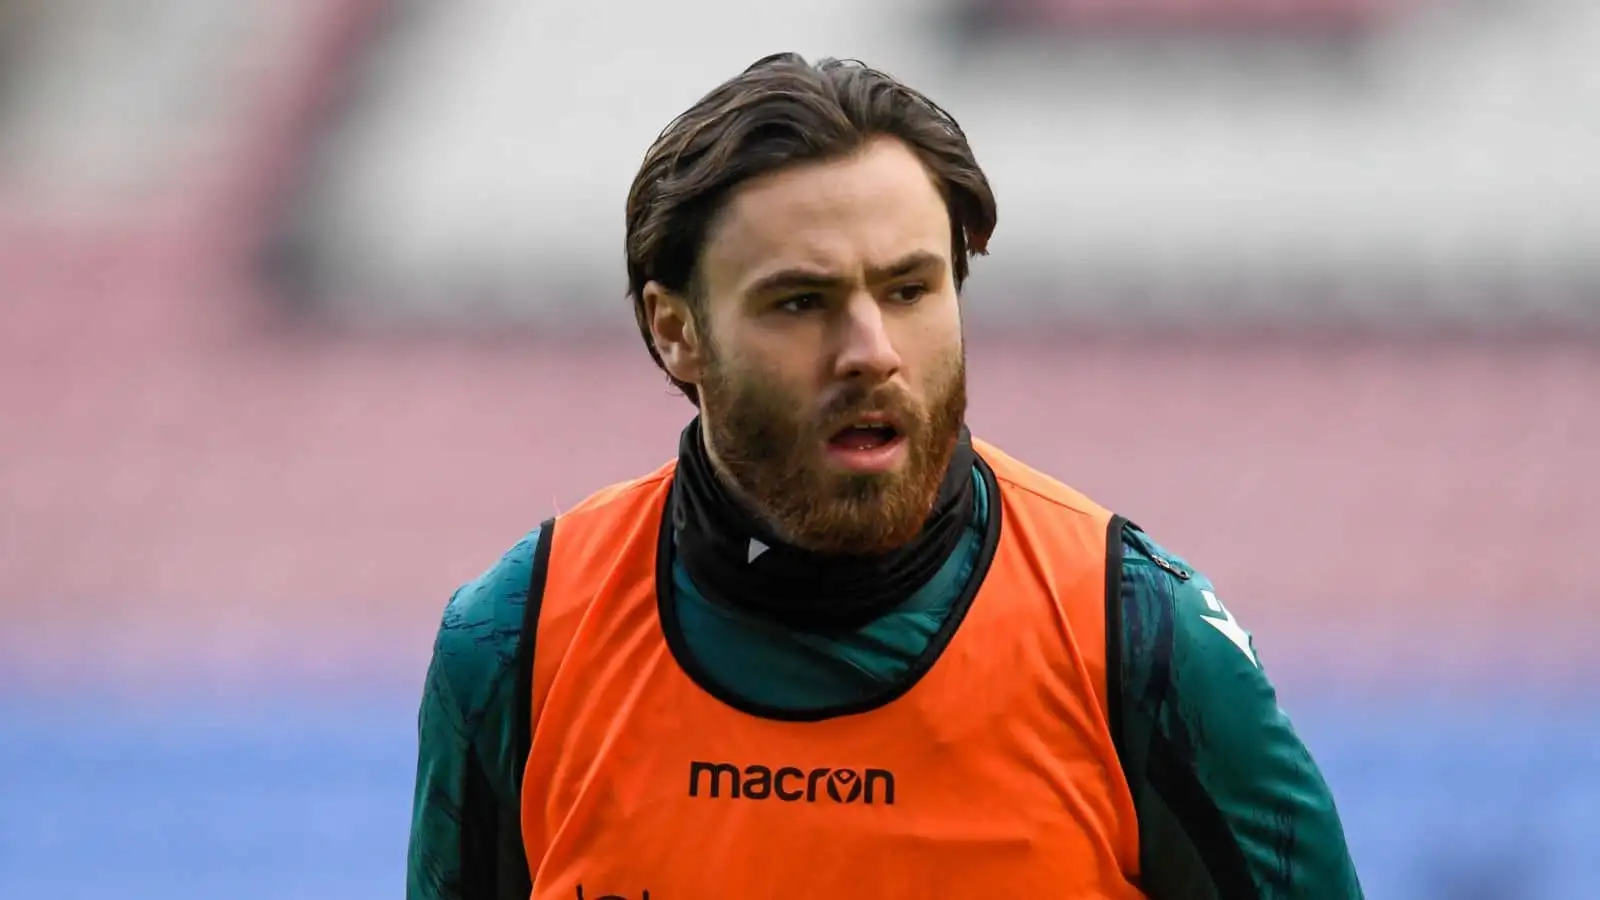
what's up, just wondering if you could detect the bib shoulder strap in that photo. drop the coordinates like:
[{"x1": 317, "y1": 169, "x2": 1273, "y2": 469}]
[
  {"x1": 1103, "y1": 514, "x2": 1136, "y2": 790},
  {"x1": 511, "y1": 517, "x2": 556, "y2": 793},
  {"x1": 481, "y1": 518, "x2": 554, "y2": 899},
  {"x1": 512, "y1": 462, "x2": 676, "y2": 785}
]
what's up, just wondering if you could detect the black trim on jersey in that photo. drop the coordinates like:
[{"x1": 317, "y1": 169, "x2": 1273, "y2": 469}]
[
  {"x1": 458, "y1": 742, "x2": 500, "y2": 899},
  {"x1": 1147, "y1": 731, "x2": 1258, "y2": 900},
  {"x1": 501, "y1": 518, "x2": 555, "y2": 898},
  {"x1": 656, "y1": 455, "x2": 1004, "y2": 723},
  {"x1": 1136, "y1": 555, "x2": 1259, "y2": 900},
  {"x1": 512, "y1": 517, "x2": 556, "y2": 793},
  {"x1": 1104, "y1": 515, "x2": 1131, "y2": 767}
]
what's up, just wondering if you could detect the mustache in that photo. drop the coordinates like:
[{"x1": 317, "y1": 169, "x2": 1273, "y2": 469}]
[{"x1": 817, "y1": 383, "x2": 922, "y2": 431}]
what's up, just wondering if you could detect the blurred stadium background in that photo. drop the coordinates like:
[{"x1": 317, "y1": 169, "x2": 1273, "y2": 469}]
[{"x1": 2, "y1": 0, "x2": 1597, "y2": 896}]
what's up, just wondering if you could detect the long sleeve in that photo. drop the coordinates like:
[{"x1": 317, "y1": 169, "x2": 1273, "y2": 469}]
[
  {"x1": 407, "y1": 528, "x2": 544, "y2": 900},
  {"x1": 407, "y1": 630, "x2": 502, "y2": 898},
  {"x1": 1114, "y1": 526, "x2": 1364, "y2": 900}
]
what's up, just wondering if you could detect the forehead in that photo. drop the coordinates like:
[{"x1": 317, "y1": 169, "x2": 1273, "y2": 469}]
[{"x1": 700, "y1": 137, "x2": 952, "y2": 292}]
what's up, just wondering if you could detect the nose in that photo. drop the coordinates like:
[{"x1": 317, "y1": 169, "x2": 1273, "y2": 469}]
[{"x1": 832, "y1": 293, "x2": 902, "y2": 383}]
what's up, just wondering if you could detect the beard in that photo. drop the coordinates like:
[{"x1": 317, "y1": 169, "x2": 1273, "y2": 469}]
[{"x1": 699, "y1": 346, "x2": 967, "y2": 556}]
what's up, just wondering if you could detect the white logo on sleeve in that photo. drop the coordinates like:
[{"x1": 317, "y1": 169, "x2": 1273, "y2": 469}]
[
  {"x1": 1199, "y1": 589, "x2": 1258, "y2": 668},
  {"x1": 748, "y1": 539, "x2": 770, "y2": 563}
]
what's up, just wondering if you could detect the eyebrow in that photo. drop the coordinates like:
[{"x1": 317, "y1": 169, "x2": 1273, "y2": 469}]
[{"x1": 743, "y1": 250, "x2": 945, "y2": 297}]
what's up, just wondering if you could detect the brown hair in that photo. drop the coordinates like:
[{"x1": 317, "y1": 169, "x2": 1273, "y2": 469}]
[{"x1": 624, "y1": 52, "x2": 998, "y2": 405}]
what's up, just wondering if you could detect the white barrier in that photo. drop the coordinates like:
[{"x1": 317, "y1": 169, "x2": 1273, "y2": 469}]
[{"x1": 272, "y1": 0, "x2": 1600, "y2": 324}]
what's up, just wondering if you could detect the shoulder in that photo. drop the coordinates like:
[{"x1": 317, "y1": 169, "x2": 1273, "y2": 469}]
[
  {"x1": 1113, "y1": 524, "x2": 1293, "y2": 783},
  {"x1": 1115, "y1": 525, "x2": 1262, "y2": 691},
  {"x1": 558, "y1": 460, "x2": 676, "y2": 522},
  {"x1": 428, "y1": 464, "x2": 676, "y2": 722},
  {"x1": 430, "y1": 526, "x2": 545, "y2": 731},
  {"x1": 1112, "y1": 526, "x2": 1365, "y2": 897},
  {"x1": 974, "y1": 438, "x2": 1114, "y2": 524}
]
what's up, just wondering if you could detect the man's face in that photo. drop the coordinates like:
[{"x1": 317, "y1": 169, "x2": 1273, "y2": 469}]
[{"x1": 686, "y1": 136, "x2": 967, "y2": 555}]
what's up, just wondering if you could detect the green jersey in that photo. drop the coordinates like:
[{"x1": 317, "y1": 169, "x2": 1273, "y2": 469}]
[{"x1": 407, "y1": 468, "x2": 1362, "y2": 898}]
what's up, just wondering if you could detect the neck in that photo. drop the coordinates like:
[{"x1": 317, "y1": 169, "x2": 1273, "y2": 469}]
[
  {"x1": 699, "y1": 429, "x2": 797, "y2": 548},
  {"x1": 671, "y1": 416, "x2": 975, "y2": 630}
]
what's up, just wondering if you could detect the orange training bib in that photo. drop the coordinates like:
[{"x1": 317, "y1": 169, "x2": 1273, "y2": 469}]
[{"x1": 521, "y1": 440, "x2": 1143, "y2": 899}]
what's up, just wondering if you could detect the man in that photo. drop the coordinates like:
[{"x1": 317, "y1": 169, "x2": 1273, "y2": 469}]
[{"x1": 408, "y1": 52, "x2": 1363, "y2": 899}]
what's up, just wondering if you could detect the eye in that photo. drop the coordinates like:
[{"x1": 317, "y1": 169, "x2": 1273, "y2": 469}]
[
  {"x1": 777, "y1": 293, "x2": 825, "y2": 313},
  {"x1": 889, "y1": 283, "x2": 928, "y2": 304}
]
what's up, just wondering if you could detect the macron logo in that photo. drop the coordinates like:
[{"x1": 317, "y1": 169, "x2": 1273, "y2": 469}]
[
  {"x1": 1200, "y1": 589, "x2": 1258, "y2": 668},
  {"x1": 688, "y1": 761, "x2": 896, "y2": 805}
]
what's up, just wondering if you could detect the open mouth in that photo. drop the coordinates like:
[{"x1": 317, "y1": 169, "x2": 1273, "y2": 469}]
[{"x1": 827, "y1": 421, "x2": 903, "y2": 452}]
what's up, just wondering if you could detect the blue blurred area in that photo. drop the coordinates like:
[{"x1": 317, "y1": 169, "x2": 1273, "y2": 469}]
[
  {"x1": 0, "y1": 692, "x2": 414, "y2": 900},
  {"x1": 3, "y1": 690, "x2": 1597, "y2": 899}
]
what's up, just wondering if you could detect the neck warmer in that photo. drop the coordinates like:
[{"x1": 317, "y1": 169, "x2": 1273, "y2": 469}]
[{"x1": 671, "y1": 416, "x2": 975, "y2": 631}]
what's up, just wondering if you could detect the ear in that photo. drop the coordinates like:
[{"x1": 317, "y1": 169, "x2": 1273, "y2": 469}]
[{"x1": 643, "y1": 281, "x2": 706, "y2": 387}]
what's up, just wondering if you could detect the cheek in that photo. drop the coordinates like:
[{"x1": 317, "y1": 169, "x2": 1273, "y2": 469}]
[
  {"x1": 729, "y1": 333, "x2": 826, "y2": 398},
  {"x1": 757, "y1": 365, "x2": 818, "y2": 416},
  {"x1": 713, "y1": 351, "x2": 812, "y2": 413},
  {"x1": 900, "y1": 310, "x2": 964, "y2": 383}
]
